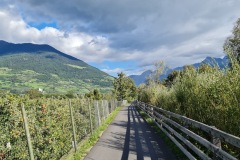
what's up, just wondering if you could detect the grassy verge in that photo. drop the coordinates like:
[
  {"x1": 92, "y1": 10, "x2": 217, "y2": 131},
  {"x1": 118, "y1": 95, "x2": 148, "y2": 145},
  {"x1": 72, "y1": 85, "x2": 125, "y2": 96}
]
[
  {"x1": 61, "y1": 106, "x2": 123, "y2": 160},
  {"x1": 136, "y1": 108, "x2": 187, "y2": 160}
]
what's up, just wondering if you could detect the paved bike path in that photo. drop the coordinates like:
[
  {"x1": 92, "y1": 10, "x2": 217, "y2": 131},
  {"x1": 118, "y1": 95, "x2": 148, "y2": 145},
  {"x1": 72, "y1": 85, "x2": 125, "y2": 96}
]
[{"x1": 84, "y1": 104, "x2": 177, "y2": 160}]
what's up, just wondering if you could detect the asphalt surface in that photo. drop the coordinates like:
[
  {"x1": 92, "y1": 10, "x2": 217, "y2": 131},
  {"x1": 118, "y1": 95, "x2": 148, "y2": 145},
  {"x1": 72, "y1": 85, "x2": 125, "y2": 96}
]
[{"x1": 84, "y1": 104, "x2": 177, "y2": 160}]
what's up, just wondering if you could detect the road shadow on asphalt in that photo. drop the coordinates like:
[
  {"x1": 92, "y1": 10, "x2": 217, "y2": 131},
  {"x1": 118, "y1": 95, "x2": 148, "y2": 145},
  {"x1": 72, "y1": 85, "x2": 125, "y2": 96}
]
[
  {"x1": 121, "y1": 105, "x2": 177, "y2": 160},
  {"x1": 96, "y1": 105, "x2": 177, "y2": 160}
]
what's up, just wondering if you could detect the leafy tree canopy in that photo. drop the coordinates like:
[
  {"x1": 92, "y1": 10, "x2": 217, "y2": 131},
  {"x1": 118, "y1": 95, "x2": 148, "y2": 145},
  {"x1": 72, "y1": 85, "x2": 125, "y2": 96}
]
[
  {"x1": 25, "y1": 89, "x2": 43, "y2": 99},
  {"x1": 85, "y1": 89, "x2": 103, "y2": 100},
  {"x1": 113, "y1": 72, "x2": 137, "y2": 101}
]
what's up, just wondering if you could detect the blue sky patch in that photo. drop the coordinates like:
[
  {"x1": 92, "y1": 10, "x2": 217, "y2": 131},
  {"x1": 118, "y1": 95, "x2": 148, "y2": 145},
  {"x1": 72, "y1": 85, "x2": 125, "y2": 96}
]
[
  {"x1": 28, "y1": 21, "x2": 58, "y2": 30},
  {"x1": 89, "y1": 60, "x2": 138, "y2": 77}
]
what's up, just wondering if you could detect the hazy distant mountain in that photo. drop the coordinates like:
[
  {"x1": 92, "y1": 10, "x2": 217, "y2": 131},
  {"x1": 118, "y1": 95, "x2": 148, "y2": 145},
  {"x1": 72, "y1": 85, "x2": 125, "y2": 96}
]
[
  {"x1": 129, "y1": 70, "x2": 152, "y2": 86},
  {"x1": 129, "y1": 56, "x2": 229, "y2": 86},
  {"x1": 0, "y1": 40, "x2": 113, "y2": 94}
]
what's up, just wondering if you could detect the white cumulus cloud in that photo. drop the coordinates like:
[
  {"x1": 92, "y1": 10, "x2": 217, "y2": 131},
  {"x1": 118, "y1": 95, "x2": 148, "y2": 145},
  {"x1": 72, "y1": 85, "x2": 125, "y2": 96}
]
[
  {"x1": 0, "y1": 10, "x2": 116, "y2": 63},
  {"x1": 0, "y1": 0, "x2": 240, "y2": 74}
]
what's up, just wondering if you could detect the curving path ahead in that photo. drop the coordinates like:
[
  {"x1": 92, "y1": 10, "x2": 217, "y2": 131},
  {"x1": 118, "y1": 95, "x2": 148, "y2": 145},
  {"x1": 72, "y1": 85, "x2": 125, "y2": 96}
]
[{"x1": 84, "y1": 104, "x2": 177, "y2": 160}]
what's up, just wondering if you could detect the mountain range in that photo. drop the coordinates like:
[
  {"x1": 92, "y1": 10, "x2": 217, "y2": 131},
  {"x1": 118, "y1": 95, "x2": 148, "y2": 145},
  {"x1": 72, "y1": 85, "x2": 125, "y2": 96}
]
[
  {"x1": 129, "y1": 56, "x2": 229, "y2": 86},
  {"x1": 0, "y1": 40, "x2": 113, "y2": 94},
  {"x1": 0, "y1": 40, "x2": 230, "y2": 92}
]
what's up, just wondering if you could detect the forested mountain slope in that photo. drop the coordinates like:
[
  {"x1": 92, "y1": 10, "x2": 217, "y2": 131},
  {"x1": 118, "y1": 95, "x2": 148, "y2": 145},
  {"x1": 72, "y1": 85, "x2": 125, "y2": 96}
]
[{"x1": 0, "y1": 40, "x2": 113, "y2": 94}]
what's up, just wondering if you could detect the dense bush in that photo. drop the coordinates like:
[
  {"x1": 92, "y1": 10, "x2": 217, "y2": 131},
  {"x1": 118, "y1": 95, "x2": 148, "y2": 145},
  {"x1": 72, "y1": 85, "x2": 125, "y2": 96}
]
[
  {"x1": 0, "y1": 95, "x2": 117, "y2": 159},
  {"x1": 138, "y1": 60, "x2": 240, "y2": 137}
]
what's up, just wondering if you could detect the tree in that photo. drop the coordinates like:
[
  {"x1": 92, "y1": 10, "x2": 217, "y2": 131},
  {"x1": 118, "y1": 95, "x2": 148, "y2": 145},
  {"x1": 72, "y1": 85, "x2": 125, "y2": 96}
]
[
  {"x1": 183, "y1": 65, "x2": 196, "y2": 72},
  {"x1": 224, "y1": 18, "x2": 240, "y2": 63},
  {"x1": 198, "y1": 64, "x2": 214, "y2": 73},
  {"x1": 179, "y1": 65, "x2": 196, "y2": 77},
  {"x1": 164, "y1": 70, "x2": 180, "y2": 87},
  {"x1": 93, "y1": 89, "x2": 102, "y2": 100},
  {"x1": 65, "y1": 91, "x2": 75, "y2": 98},
  {"x1": 26, "y1": 89, "x2": 43, "y2": 99},
  {"x1": 113, "y1": 72, "x2": 137, "y2": 101},
  {"x1": 147, "y1": 61, "x2": 167, "y2": 84},
  {"x1": 85, "y1": 89, "x2": 102, "y2": 100}
]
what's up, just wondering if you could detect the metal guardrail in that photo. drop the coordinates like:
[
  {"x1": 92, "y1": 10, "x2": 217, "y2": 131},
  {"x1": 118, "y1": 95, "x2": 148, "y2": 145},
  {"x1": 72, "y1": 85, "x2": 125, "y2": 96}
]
[{"x1": 134, "y1": 101, "x2": 240, "y2": 160}]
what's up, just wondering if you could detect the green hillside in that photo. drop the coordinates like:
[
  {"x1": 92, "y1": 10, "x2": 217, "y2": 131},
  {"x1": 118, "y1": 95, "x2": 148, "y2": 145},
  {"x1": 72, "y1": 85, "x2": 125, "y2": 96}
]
[{"x1": 0, "y1": 41, "x2": 113, "y2": 94}]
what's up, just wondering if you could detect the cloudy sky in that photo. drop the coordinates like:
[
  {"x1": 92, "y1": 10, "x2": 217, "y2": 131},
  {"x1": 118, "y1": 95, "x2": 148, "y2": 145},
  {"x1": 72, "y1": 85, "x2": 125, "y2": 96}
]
[{"x1": 0, "y1": 0, "x2": 240, "y2": 76}]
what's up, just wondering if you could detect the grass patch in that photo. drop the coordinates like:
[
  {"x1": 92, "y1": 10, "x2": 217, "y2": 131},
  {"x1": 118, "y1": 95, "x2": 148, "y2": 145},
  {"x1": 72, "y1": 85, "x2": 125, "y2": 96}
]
[
  {"x1": 136, "y1": 108, "x2": 187, "y2": 160},
  {"x1": 61, "y1": 106, "x2": 123, "y2": 160},
  {"x1": 65, "y1": 64, "x2": 86, "y2": 69}
]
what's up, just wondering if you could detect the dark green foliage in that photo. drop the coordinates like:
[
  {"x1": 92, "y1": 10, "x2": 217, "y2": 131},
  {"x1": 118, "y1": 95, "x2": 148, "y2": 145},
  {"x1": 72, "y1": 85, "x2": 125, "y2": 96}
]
[
  {"x1": 163, "y1": 70, "x2": 180, "y2": 87},
  {"x1": 93, "y1": 89, "x2": 102, "y2": 100},
  {"x1": 0, "y1": 90, "x2": 9, "y2": 97},
  {"x1": 138, "y1": 61, "x2": 240, "y2": 137},
  {"x1": 138, "y1": 61, "x2": 240, "y2": 158},
  {"x1": 0, "y1": 95, "x2": 114, "y2": 159},
  {"x1": 113, "y1": 72, "x2": 137, "y2": 101},
  {"x1": 137, "y1": 18, "x2": 240, "y2": 158},
  {"x1": 26, "y1": 89, "x2": 43, "y2": 99},
  {"x1": 181, "y1": 65, "x2": 196, "y2": 75},
  {"x1": 85, "y1": 89, "x2": 103, "y2": 100},
  {"x1": 198, "y1": 64, "x2": 213, "y2": 73},
  {"x1": 65, "y1": 91, "x2": 75, "y2": 98}
]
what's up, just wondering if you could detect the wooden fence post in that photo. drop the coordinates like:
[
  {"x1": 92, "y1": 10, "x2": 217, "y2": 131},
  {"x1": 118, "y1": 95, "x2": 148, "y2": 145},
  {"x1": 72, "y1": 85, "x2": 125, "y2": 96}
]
[
  {"x1": 21, "y1": 104, "x2": 34, "y2": 160},
  {"x1": 211, "y1": 126, "x2": 221, "y2": 160},
  {"x1": 69, "y1": 100, "x2": 77, "y2": 152},
  {"x1": 151, "y1": 106, "x2": 155, "y2": 121},
  {"x1": 88, "y1": 99, "x2": 93, "y2": 135}
]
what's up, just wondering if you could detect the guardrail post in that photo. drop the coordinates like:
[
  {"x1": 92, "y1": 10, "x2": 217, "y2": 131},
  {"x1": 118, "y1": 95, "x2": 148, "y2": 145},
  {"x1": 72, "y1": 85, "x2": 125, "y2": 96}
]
[
  {"x1": 151, "y1": 106, "x2": 155, "y2": 121},
  {"x1": 137, "y1": 101, "x2": 240, "y2": 160},
  {"x1": 182, "y1": 122, "x2": 190, "y2": 150},
  {"x1": 211, "y1": 126, "x2": 221, "y2": 159}
]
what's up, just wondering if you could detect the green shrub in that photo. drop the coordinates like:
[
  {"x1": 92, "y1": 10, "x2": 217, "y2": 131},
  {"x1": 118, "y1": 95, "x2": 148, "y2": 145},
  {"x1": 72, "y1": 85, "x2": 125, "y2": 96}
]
[
  {"x1": 139, "y1": 61, "x2": 240, "y2": 137},
  {"x1": 0, "y1": 95, "x2": 107, "y2": 159}
]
